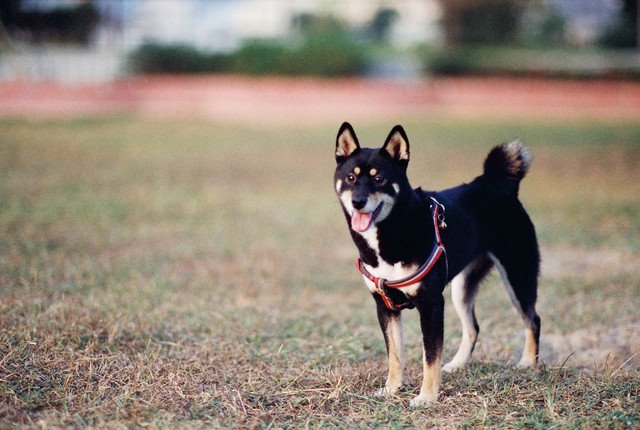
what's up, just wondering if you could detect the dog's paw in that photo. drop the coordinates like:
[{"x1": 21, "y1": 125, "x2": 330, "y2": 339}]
[
  {"x1": 516, "y1": 357, "x2": 537, "y2": 369},
  {"x1": 442, "y1": 360, "x2": 465, "y2": 373},
  {"x1": 373, "y1": 385, "x2": 400, "y2": 397},
  {"x1": 409, "y1": 394, "x2": 436, "y2": 408}
]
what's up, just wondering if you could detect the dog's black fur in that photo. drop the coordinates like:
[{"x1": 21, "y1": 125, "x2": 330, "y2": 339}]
[{"x1": 334, "y1": 122, "x2": 540, "y2": 406}]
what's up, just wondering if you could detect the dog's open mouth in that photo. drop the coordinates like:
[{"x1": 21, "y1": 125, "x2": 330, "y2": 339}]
[{"x1": 351, "y1": 203, "x2": 383, "y2": 232}]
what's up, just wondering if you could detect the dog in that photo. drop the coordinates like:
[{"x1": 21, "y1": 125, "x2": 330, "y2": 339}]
[{"x1": 333, "y1": 122, "x2": 540, "y2": 407}]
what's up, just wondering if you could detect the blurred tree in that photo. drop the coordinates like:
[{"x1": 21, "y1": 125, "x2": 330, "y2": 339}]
[
  {"x1": 439, "y1": 0, "x2": 526, "y2": 45},
  {"x1": 599, "y1": 0, "x2": 638, "y2": 48},
  {"x1": 0, "y1": 0, "x2": 22, "y2": 29},
  {"x1": 369, "y1": 7, "x2": 399, "y2": 42},
  {"x1": 520, "y1": 3, "x2": 567, "y2": 47},
  {"x1": 291, "y1": 13, "x2": 350, "y2": 38},
  {"x1": 0, "y1": 0, "x2": 20, "y2": 50},
  {"x1": 291, "y1": 12, "x2": 316, "y2": 34},
  {"x1": 0, "y1": 0, "x2": 99, "y2": 45},
  {"x1": 129, "y1": 12, "x2": 366, "y2": 77},
  {"x1": 537, "y1": 8, "x2": 566, "y2": 46},
  {"x1": 284, "y1": 14, "x2": 365, "y2": 76}
]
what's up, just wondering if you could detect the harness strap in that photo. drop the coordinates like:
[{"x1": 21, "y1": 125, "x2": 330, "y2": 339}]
[{"x1": 356, "y1": 197, "x2": 448, "y2": 311}]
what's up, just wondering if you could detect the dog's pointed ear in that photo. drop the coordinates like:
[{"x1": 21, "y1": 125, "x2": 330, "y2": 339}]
[
  {"x1": 381, "y1": 125, "x2": 410, "y2": 166},
  {"x1": 335, "y1": 122, "x2": 360, "y2": 164}
]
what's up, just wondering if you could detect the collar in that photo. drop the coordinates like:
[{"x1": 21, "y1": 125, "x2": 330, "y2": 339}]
[{"x1": 356, "y1": 197, "x2": 448, "y2": 311}]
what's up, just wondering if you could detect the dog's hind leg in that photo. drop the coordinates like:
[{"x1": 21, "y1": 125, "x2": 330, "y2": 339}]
[
  {"x1": 373, "y1": 295, "x2": 404, "y2": 396},
  {"x1": 489, "y1": 250, "x2": 541, "y2": 368},
  {"x1": 443, "y1": 254, "x2": 494, "y2": 373}
]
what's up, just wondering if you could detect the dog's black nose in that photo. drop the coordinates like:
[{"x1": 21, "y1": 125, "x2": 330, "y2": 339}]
[{"x1": 352, "y1": 196, "x2": 368, "y2": 210}]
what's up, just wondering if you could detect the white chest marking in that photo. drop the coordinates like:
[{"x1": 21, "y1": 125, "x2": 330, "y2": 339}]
[{"x1": 358, "y1": 227, "x2": 420, "y2": 297}]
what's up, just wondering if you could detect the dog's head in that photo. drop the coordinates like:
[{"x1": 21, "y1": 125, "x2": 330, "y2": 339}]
[{"x1": 334, "y1": 122, "x2": 412, "y2": 233}]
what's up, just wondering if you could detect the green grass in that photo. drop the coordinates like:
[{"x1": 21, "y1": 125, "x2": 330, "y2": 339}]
[{"x1": 1, "y1": 117, "x2": 639, "y2": 428}]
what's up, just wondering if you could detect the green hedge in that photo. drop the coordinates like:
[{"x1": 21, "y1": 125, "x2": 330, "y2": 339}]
[
  {"x1": 127, "y1": 41, "x2": 640, "y2": 80},
  {"x1": 423, "y1": 45, "x2": 640, "y2": 79},
  {"x1": 127, "y1": 43, "x2": 230, "y2": 74},
  {"x1": 128, "y1": 35, "x2": 367, "y2": 77}
]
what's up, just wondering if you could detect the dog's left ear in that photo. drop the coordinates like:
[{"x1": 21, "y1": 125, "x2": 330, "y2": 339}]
[
  {"x1": 381, "y1": 125, "x2": 410, "y2": 167},
  {"x1": 335, "y1": 122, "x2": 361, "y2": 164}
]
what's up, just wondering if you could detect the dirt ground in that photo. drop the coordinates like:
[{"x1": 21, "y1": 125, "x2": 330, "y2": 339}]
[
  {"x1": 539, "y1": 248, "x2": 640, "y2": 370},
  {"x1": 2, "y1": 75, "x2": 640, "y2": 122}
]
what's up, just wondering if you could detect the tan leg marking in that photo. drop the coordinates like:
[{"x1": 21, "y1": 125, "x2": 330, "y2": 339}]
[
  {"x1": 443, "y1": 272, "x2": 477, "y2": 372},
  {"x1": 374, "y1": 314, "x2": 404, "y2": 396},
  {"x1": 410, "y1": 352, "x2": 441, "y2": 407},
  {"x1": 489, "y1": 253, "x2": 539, "y2": 369},
  {"x1": 517, "y1": 327, "x2": 538, "y2": 368}
]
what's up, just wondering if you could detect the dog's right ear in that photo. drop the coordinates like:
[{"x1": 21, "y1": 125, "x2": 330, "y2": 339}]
[{"x1": 335, "y1": 122, "x2": 360, "y2": 164}]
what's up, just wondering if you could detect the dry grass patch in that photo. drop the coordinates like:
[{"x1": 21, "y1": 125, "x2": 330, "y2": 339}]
[{"x1": 1, "y1": 117, "x2": 639, "y2": 428}]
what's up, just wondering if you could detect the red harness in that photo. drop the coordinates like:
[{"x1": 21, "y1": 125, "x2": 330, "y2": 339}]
[{"x1": 356, "y1": 197, "x2": 448, "y2": 311}]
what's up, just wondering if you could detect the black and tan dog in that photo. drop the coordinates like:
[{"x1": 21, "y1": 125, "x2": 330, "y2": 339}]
[{"x1": 334, "y1": 122, "x2": 540, "y2": 407}]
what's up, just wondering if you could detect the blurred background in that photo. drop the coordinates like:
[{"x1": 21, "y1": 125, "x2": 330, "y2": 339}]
[
  {"x1": 0, "y1": 0, "x2": 639, "y2": 121},
  {"x1": 1, "y1": 0, "x2": 639, "y2": 79}
]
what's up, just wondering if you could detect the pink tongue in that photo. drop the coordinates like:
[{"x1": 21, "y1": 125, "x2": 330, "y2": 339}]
[{"x1": 351, "y1": 211, "x2": 372, "y2": 232}]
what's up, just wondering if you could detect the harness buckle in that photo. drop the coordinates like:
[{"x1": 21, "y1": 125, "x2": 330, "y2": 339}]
[
  {"x1": 374, "y1": 278, "x2": 397, "y2": 310},
  {"x1": 438, "y1": 215, "x2": 447, "y2": 230}
]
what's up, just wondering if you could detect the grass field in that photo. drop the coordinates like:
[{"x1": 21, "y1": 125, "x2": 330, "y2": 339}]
[{"x1": 1, "y1": 117, "x2": 639, "y2": 428}]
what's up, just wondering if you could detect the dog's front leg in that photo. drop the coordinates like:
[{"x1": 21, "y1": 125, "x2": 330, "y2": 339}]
[
  {"x1": 373, "y1": 295, "x2": 404, "y2": 397},
  {"x1": 410, "y1": 292, "x2": 444, "y2": 407}
]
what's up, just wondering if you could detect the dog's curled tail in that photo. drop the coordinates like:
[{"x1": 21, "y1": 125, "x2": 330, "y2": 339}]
[{"x1": 483, "y1": 140, "x2": 532, "y2": 182}]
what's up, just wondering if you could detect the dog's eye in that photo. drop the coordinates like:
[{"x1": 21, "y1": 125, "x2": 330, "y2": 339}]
[
  {"x1": 374, "y1": 175, "x2": 387, "y2": 185},
  {"x1": 346, "y1": 173, "x2": 356, "y2": 183}
]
